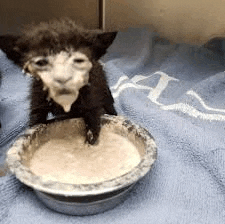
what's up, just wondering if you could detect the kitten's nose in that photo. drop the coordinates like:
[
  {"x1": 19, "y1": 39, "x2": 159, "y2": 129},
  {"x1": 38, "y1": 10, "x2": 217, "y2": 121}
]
[{"x1": 55, "y1": 76, "x2": 72, "y2": 84}]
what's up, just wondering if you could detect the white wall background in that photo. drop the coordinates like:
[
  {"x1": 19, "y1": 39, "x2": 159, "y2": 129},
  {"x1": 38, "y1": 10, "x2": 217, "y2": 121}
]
[
  {"x1": 0, "y1": 0, "x2": 99, "y2": 35},
  {"x1": 105, "y1": 0, "x2": 225, "y2": 44}
]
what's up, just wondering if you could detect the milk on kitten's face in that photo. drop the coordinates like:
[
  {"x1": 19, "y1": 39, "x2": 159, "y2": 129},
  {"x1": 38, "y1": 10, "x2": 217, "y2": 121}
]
[{"x1": 24, "y1": 51, "x2": 92, "y2": 112}]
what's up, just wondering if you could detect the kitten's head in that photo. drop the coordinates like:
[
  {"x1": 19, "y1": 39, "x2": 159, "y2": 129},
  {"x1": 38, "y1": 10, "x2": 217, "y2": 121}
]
[{"x1": 0, "y1": 18, "x2": 117, "y2": 112}]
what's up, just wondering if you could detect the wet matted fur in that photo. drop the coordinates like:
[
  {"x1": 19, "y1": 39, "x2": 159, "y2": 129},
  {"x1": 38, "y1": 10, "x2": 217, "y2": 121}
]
[{"x1": 0, "y1": 18, "x2": 117, "y2": 144}]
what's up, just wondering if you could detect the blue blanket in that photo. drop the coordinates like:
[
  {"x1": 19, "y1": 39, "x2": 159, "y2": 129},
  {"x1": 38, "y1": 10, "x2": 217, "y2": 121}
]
[{"x1": 1, "y1": 27, "x2": 225, "y2": 224}]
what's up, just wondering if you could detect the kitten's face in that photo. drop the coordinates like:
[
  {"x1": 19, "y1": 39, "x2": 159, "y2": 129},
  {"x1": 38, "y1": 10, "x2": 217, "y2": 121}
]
[
  {"x1": 24, "y1": 50, "x2": 92, "y2": 112},
  {"x1": 0, "y1": 19, "x2": 117, "y2": 112}
]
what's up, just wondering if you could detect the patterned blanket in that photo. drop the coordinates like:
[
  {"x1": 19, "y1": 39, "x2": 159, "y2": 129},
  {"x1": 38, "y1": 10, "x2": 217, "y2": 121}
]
[{"x1": 1, "y1": 27, "x2": 225, "y2": 224}]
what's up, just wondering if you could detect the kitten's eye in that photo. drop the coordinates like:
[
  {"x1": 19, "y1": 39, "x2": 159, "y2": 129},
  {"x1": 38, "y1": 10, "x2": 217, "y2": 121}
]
[
  {"x1": 35, "y1": 58, "x2": 49, "y2": 66},
  {"x1": 73, "y1": 58, "x2": 85, "y2": 63}
]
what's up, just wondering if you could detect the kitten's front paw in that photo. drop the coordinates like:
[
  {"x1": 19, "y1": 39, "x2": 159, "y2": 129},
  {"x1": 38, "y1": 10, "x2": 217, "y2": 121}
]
[{"x1": 86, "y1": 129, "x2": 99, "y2": 145}]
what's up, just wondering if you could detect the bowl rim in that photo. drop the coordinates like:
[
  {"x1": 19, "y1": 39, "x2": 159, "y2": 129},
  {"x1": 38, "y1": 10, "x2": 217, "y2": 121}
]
[
  {"x1": 34, "y1": 183, "x2": 135, "y2": 205},
  {"x1": 6, "y1": 115, "x2": 157, "y2": 197}
]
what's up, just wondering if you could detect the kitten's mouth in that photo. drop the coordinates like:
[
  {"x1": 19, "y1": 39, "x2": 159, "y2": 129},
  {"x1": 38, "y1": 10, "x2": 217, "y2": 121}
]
[
  {"x1": 56, "y1": 88, "x2": 72, "y2": 95},
  {"x1": 48, "y1": 87, "x2": 79, "y2": 113}
]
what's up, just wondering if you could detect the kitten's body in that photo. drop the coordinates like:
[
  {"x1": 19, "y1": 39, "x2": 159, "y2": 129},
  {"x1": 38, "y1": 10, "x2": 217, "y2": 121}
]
[{"x1": 0, "y1": 19, "x2": 117, "y2": 144}]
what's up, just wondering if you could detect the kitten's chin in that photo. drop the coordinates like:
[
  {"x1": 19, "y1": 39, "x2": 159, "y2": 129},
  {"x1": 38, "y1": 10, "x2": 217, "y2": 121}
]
[{"x1": 50, "y1": 91, "x2": 79, "y2": 113}]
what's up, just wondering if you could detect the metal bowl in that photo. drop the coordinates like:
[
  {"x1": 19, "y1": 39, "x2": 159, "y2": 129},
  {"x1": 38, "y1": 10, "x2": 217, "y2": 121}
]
[{"x1": 6, "y1": 115, "x2": 157, "y2": 215}]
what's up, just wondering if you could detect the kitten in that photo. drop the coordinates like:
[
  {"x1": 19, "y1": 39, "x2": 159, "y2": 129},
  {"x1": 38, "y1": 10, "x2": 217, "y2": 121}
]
[{"x1": 0, "y1": 18, "x2": 117, "y2": 144}]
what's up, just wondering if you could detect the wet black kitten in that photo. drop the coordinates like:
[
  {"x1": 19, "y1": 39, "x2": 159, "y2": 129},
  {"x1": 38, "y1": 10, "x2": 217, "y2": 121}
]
[{"x1": 0, "y1": 18, "x2": 117, "y2": 144}]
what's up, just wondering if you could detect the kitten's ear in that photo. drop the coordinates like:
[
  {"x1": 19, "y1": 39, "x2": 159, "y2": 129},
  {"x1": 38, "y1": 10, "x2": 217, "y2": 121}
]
[
  {"x1": 95, "y1": 32, "x2": 117, "y2": 49},
  {"x1": 91, "y1": 31, "x2": 117, "y2": 59},
  {"x1": 0, "y1": 34, "x2": 23, "y2": 66}
]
